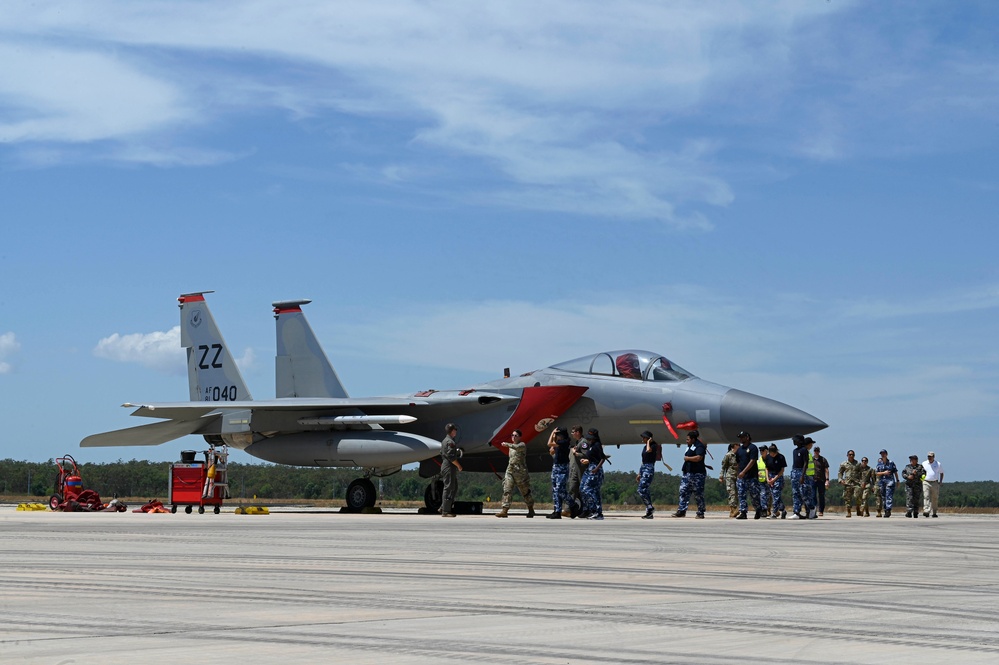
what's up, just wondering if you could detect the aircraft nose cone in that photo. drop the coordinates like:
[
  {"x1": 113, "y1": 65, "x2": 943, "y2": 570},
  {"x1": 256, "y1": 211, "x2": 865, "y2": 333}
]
[{"x1": 719, "y1": 389, "x2": 827, "y2": 443}]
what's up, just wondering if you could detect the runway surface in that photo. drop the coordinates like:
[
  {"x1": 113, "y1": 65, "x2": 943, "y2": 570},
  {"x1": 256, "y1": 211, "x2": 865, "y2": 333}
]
[{"x1": 1, "y1": 507, "x2": 997, "y2": 664}]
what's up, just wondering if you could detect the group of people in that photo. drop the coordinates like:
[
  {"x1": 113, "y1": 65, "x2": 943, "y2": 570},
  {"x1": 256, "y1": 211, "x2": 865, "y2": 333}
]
[{"x1": 437, "y1": 422, "x2": 945, "y2": 519}]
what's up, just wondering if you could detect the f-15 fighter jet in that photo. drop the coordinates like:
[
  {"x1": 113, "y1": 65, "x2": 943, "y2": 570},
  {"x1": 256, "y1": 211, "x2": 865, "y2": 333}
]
[{"x1": 83, "y1": 292, "x2": 826, "y2": 510}]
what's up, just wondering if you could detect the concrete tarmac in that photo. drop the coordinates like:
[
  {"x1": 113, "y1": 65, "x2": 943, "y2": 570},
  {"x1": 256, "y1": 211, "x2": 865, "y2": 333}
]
[{"x1": 1, "y1": 507, "x2": 997, "y2": 664}]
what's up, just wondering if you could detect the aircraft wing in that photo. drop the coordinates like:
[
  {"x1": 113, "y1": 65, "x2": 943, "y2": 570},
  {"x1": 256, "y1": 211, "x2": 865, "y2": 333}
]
[
  {"x1": 83, "y1": 391, "x2": 520, "y2": 448},
  {"x1": 123, "y1": 397, "x2": 438, "y2": 420},
  {"x1": 81, "y1": 415, "x2": 219, "y2": 447}
]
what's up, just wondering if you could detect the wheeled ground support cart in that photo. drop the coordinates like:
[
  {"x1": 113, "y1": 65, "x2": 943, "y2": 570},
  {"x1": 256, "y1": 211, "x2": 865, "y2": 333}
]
[
  {"x1": 48, "y1": 455, "x2": 83, "y2": 510},
  {"x1": 169, "y1": 445, "x2": 230, "y2": 514}
]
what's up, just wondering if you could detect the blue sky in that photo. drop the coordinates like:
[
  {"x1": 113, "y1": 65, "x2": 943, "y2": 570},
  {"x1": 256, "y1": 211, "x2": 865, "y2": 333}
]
[{"x1": 1, "y1": 1, "x2": 997, "y2": 481}]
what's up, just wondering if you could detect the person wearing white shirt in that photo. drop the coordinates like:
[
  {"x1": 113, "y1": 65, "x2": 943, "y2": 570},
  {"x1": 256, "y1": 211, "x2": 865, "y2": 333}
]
[{"x1": 921, "y1": 452, "x2": 944, "y2": 518}]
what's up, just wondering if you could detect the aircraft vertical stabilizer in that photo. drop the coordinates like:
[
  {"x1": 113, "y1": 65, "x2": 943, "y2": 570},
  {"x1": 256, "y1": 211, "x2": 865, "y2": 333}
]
[
  {"x1": 273, "y1": 300, "x2": 349, "y2": 398},
  {"x1": 179, "y1": 292, "x2": 253, "y2": 402}
]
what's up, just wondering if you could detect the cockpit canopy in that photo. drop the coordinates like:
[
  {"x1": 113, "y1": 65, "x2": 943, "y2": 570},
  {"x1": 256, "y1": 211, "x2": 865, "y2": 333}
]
[{"x1": 550, "y1": 350, "x2": 694, "y2": 382}]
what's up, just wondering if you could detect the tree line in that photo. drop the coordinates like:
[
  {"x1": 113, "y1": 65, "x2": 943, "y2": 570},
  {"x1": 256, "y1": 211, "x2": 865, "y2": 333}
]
[{"x1": 3, "y1": 458, "x2": 999, "y2": 508}]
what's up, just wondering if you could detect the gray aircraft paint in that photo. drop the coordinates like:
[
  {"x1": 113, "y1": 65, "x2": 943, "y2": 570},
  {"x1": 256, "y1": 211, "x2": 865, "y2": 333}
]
[
  {"x1": 83, "y1": 294, "x2": 827, "y2": 507},
  {"x1": 273, "y1": 299, "x2": 349, "y2": 399}
]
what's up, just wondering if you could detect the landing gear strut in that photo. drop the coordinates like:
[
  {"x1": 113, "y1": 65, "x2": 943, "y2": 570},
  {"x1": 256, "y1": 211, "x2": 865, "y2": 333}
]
[{"x1": 345, "y1": 478, "x2": 377, "y2": 511}]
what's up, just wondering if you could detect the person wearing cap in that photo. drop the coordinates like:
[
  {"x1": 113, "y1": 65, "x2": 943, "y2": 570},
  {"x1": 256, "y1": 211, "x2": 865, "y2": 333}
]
[
  {"x1": 439, "y1": 423, "x2": 463, "y2": 518},
  {"x1": 765, "y1": 443, "x2": 788, "y2": 519},
  {"x1": 734, "y1": 431, "x2": 763, "y2": 519},
  {"x1": 719, "y1": 443, "x2": 740, "y2": 517},
  {"x1": 875, "y1": 449, "x2": 899, "y2": 518},
  {"x1": 566, "y1": 425, "x2": 586, "y2": 517},
  {"x1": 811, "y1": 442, "x2": 830, "y2": 517},
  {"x1": 635, "y1": 431, "x2": 660, "y2": 519},
  {"x1": 858, "y1": 455, "x2": 878, "y2": 517},
  {"x1": 902, "y1": 454, "x2": 926, "y2": 518},
  {"x1": 922, "y1": 452, "x2": 944, "y2": 517},
  {"x1": 673, "y1": 430, "x2": 708, "y2": 518},
  {"x1": 790, "y1": 434, "x2": 816, "y2": 519},
  {"x1": 546, "y1": 427, "x2": 571, "y2": 519},
  {"x1": 756, "y1": 445, "x2": 772, "y2": 518},
  {"x1": 580, "y1": 428, "x2": 608, "y2": 520},
  {"x1": 837, "y1": 450, "x2": 862, "y2": 517},
  {"x1": 496, "y1": 430, "x2": 536, "y2": 518}
]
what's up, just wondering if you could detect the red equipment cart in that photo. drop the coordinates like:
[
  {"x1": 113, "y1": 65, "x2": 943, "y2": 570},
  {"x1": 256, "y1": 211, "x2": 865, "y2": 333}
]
[
  {"x1": 49, "y1": 455, "x2": 83, "y2": 510},
  {"x1": 169, "y1": 445, "x2": 230, "y2": 514}
]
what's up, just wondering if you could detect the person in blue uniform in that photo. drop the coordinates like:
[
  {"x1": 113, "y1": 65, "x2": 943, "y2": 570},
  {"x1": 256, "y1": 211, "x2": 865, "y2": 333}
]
[
  {"x1": 580, "y1": 428, "x2": 608, "y2": 520},
  {"x1": 636, "y1": 431, "x2": 660, "y2": 519},
  {"x1": 876, "y1": 449, "x2": 900, "y2": 518},
  {"x1": 673, "y1": 430, "x2": 707, "y2": 518},
  {"x1": 766, "y1": 444, "x2": 788, "y2": 519},
  {"x1": 734, "y1": 431, "x2": 762, "y2": 519},
  {"x1": 790, "y1": 434, "x2": 815, "y2": 519},
  {"x1": 546, "y1": 427, "x2": 571, "y2": 519}
]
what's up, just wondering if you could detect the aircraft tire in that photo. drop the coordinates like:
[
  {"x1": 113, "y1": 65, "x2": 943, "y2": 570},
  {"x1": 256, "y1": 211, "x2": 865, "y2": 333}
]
[
  {"x1": 345, "y1": 478, "x2": 377, "y2": 511},
  {"x1": 424, "y1": 480, "x2": 443, "y2": 512}
]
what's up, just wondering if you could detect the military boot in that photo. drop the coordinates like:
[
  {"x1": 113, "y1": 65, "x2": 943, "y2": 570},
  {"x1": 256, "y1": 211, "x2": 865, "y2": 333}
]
[
  {"x1": 545, "y1": 511, "x2": 561, "y2": 519},
  {"x1": 735, "y1": 511, "x2": 748, "y2": 519},
  {"x1": 729, "y1": 506, "x2": 738, "y2": 518},
  {"x1": 526, "y1": 506, "x2": 536, "y2": 518},
  {"x1": 876, "y1": 509, "x2": 882, "y2": 517},
  {"x1": 495, "y1": 507, "x2": 509, "y2": 518},
  {"x1": 846, "y1": 506, "x2": 852, "y2": 518},
  {"x1": 671, "y1": 510, "x2": 686, "y2": 518},
  {"x1": 864, "y1": 506, "x2": 870, "y2": 517}
]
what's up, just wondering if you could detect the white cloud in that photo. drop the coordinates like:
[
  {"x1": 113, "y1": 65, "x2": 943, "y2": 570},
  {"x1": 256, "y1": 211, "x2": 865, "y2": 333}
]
[
  {"x1": 92, "y1": 326, "x2": 257, "y2": 376},
  {"x1": 93, "y1": 326, "x2": 185, "y2": 375},
  {"x1": 0, "y1": 1, "x2": 839, "y2": 226},
  {"x1": 0, "y1": 331, "x2": 20, "y2": 374},
  {"x1": 0, "y1": 42, "x2": 189, "y2": 143}
]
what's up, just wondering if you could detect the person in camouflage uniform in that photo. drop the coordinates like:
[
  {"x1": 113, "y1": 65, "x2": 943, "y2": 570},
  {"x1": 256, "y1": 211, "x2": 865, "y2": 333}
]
[
  {"x1": 719, "y1": 443, "x2": 739, "y2": 517},
  {"x1": 902, "y1": 454, "x2": 926, "y2": 518},
  {"x1": 496, "y1": 430, "x2": 535, "y2": 518},
  {"x1": 565, "y1": 425, "x2": 586, "y2": 517},
  {"x1": 858, "y1": 456, "x2": 878, "y2": 517},
  {"x1": 837, "y1": 450, "x2": 862, "y2": 517}
]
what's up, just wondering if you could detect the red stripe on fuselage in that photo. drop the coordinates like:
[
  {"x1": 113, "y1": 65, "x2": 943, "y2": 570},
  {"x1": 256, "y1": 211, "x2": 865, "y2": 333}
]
[{"x1": 490, "y1": 385, "x2": 588, "y2": 453}]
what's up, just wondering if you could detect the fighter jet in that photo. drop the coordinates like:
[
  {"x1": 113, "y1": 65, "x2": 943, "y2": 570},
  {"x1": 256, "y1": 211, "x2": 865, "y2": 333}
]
[{"x1": 83, "y1": 292, "x2": 827, "y2": 510}]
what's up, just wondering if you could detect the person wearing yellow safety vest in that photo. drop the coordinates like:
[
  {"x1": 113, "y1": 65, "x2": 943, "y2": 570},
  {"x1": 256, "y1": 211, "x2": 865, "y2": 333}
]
[
  {"x1": 789, "y1": 434, "x2": 816, "y2": 519},
  {"x1": 756, "y1": 446, "x2": 772, "y2": 518},
  {"x1": 804, "y1": 437, "x2": 819, "y2": 519}
]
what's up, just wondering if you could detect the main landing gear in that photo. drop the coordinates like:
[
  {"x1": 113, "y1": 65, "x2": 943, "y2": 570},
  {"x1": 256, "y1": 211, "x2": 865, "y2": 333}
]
[
  {"x1": 423, "y1": 479, "x2": 444, "y2": 513},
  {"x1": 344, "y1": 478, "x2": 377, "y2": 511}
]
